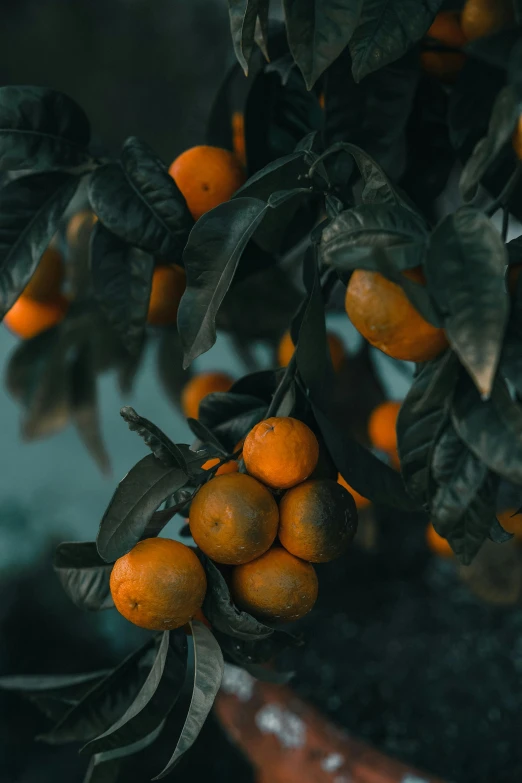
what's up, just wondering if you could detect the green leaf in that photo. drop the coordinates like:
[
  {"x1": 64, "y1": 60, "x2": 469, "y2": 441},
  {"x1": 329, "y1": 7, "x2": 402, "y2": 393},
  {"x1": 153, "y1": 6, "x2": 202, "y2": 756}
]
[
  {"x1": 178, "y1": 197, "x2": 268, "y2": 367},
  {"x1": 82, "y1": 631, "x2": 187, "y2": 756},
  {"x1": 198, "y1": 392, "x2": 267, "y2": 452},
  {"x1": 489, "y1": 517, "x2": 514, "y2": 544},
  {"x1": 120, "y1": 406, "x2": 186, "y2": 469},
  {"x1": 228, "y1": 0, "x2": 268, "y2": 74},
  {"x1": 201, "y1": 556, "x2": 274, "y2": 640},
  {"x1": 70, "y1": 339, "x2": 111, "y2": 476},
  {"x1": 83, "y1": 758, "x2": 120, "y2": 783},
  {"x1": 97, "y1": 454, "x2": 189, "y2": 562},
  {"x1": 426, "y1": 207, "x2": 508, "y2": 398},
  {"x1": 0, "y1": 86, "x2": 91, "y2": 171},
  {"x1": 54, "y1": 542, "x2": 113, "y2": 612},
  {"x1": 186, "y1": 419, "x2": 228, "y2": 455},
  {"x1": 283, "y1": 0, "x2": 363, "y2": 89},
  {"x1": 349, "y1": 0, "x2": 441, "y2": 82},
  {"x1": 459, "y1": 86, "x2": 519, "y2": 202},
  {"x1": 215, "y1": 628, "x2": 300, "y2": 666},
  {"x1": 90, "y1": 223, "x2": 154, "y2": 355},
  {"x1": 88, "y1": 137, "x2": 193, "y2": 261},
  {"x1": 153, "y1": 623, "x2": 224, "y2": 779},
  {"x1": 156, "y1": 330, "x2": 193, "y2": 408},
  {"x1": 0, "y1": 171, "x2": 79, "y2": 318}
]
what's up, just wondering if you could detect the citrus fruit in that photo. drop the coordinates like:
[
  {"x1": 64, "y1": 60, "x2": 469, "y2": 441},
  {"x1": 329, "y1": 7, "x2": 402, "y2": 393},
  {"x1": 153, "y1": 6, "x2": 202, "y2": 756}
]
[
  {"x1": 277, "y1": 330, "x2": 345, "y2": 371},
  {"x1": 181, "y1": 372, "x2": 234, "y2": 420},
  {"x1": 4, "y1": 294, "x2": 69, "y2": 339},
  {"x1": 337, "y1": 473, "x2": 371, "y2": 510},
  {"x1": 110, "y1": 538, "x2": 207, "y2": 631},
  {"x1": 279, "y1": 479, "x2": 357, "y2": 563},
  {"x1": 231, "y1": 547, "x2": 318, "y2": 622},
  {"x1": 368, "y1": 401, "x2": 401, "y2": 454},
  {"x1": 169, "y1": 145, "x2": 246, "y2": 221},
  {"x1": 420, "y1": 51, "x2": 467, "y2": 83},
  {"x1": 426, "y1": 523, "x2": 454, "y2": 558},
  {"x1": 497, "y1": 508, "x2": 522, "y2": 540},
  {"x1": 202, "y1": 457, "x2": 239, "y2": 475},
  {"x1": 426, "y1": 10, "x2": 467, "y2": 47},
  {"x1": 243, "y1": 417, "x2": 319, "y2": 490},
  {"x1": 189, "y1": 473, "x2": 279, "y2": 565},
  {"x1": 23, "y1": 247, "x2": 64, "y2": 302},
  {"x1": 345, "y1": 267, "x2": 448, "y2": 362},
  {"x1": 461, "y1": 0, "x2": 514, "y2": 41},
  {"x1": 231, "y1": 111, "x2": 246, "y2": 167},
  {"x1": 147, "y1": 264, "x2": 186, "y2": 326},
  {"x1": 66, "y1": 209, "x2": 97, "y2": 245}
]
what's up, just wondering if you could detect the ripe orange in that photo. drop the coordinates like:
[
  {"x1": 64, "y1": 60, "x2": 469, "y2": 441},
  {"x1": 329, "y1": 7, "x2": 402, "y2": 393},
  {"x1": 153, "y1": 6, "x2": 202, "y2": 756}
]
[
  {"x1": 202, "y1": 457, "x2": 239, "y2": 475},
  {"x1": 318, "y1": 92, "x2": 325, "y2": 110},
  {"x1": 4, "y1": 294, "x2": 68, "y2": 339},
  {"x1": 181, "y1": 372, "x2": 234, "y2": 420},
  {"x1": 420, "y1": 51, "x2": 467, "y2": 83},
  {"x1": 277, "y1": 330, "x2": 345, "y2": 371},
  {"x1": 279, "y1": 479, "x2": 357, "y2": 563},
  {"x1": 231, "y1": 111, "x2": 246, "y2": 168},
  {"x1": 147, "y1": 264, "x2": 186, "y2": 326},
  {"x1": 23, "y1": 247, "x2": 64, "y2": 302},
  {"x1": 345, "y1": 267, "x2": 448, "y2": 362},
  {"x1": 231, "y1": 547, "x2": 318, "y2": 622},
  {"x1": 109, "y1": 538, "x2": 207, "y2": 631},
  {"x1": 426, "y1": 523, "x2": 454, "y2": 558},
  {"x1": 368, "y1": 401, "x2": 401, "y2": 454},
  {"x1": 337, "y1": 474, "x2": 371, "y2": 510},
  {"x1": 169, "y1": 145, "x2": 246, "y2": 221},
  {"x1": 66, "y1": 209, "x2": 97, "y2": 245},
  {"x1": 497, "y1": 508, "x2": 522, "y2": 540},
  {"x1": 189, "y1": 473, "x2": 279, "y2": 565},
  {"x1": 461, "y1": 0, "x2": 514, "y2": 41},
  {"x1": 243, "y1": 417, "x2": 320, "y2": 490},
  {"x1": 426, "y1": 10, "x2": 467, "y2": 47}
]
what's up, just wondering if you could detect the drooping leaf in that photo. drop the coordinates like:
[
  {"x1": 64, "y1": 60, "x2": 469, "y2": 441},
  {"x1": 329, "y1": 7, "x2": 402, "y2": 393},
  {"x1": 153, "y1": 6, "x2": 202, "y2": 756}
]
[
  {"x1": 88, "y1": 137, "x2": 193, "y2": 261},
  {"x1": 120, "y1": 406, "x2": 186, "y2": 469},
  {"x1": 349, "y1": 0, "x2": 442, "y2": 83},
  {"x1": 153, "y1": 622, "x2": 224, "y2": 779},
  {"x1": 228, "y1": 0, "x2": 268, "y2": 74},
  {"x1": 201, "y1": 556, "x2": 274, "y2": 640},
  {"x1": 0, "y1": 670, "x2": 110, "y2": 706},
  {"x1": 70, "y1": 339, "x2": 111, "y2": 476},
  {"x1": 54, "y1": 542, "x2": 113, "y2": 612},
  {"x1": 0, "y1": 171, "x2": 79, "y2": 318},
  {"x1": 82, "y1": 631, "x2": 187, "y2": 756},
  {"x1": 426, "y1": 207, "x2": 508, "y2": 398},
  {"x1": 0, "y1": 86, "x2": 91, "y2": 171},
  {"x1": 90, "y1": 223, "x2": 154, "y2": 355},
  {"x1": 97, "y1": 455, "x2": 188, "y2": 563},
  {"x1": 283, "y1": 0, "x2": 363, "y2": 89}
]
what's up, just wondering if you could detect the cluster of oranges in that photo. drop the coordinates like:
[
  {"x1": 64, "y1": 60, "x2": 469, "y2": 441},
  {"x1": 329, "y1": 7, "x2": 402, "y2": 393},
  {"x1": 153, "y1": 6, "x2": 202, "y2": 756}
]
[{"x1": 110, "y1": 415, "x2": 359, "y2": 631}]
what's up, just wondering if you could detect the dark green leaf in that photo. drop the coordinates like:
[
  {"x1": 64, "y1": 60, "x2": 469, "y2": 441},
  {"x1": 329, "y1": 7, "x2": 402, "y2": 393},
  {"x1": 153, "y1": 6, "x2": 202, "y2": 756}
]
[
  {"x1": 0, "y1": 171, "x2": 79, "y2": 318},
  {"x1": 0, "y1": 670, "x2": 110, "y2": 698},
  {"x1": 187, "y1": 419, "x2": 228, "y2": 455},
  {"x1": 0, "y1": 86, "x2": 91, "y2": 171},
  {"x1": 426, "y1": 207, "x2": 508, "y2": 398},
  {"x1": 70, "y1": 339, "x2": 111, "y2": 476},
  {"x1": 489, "y1": 517, "x2": 514, "y2": 543},
  {"x1": 156, "y1": 329, "x2": 192, "y2": 408},
  {"x1": 88, "y1": 137, "x2": 193, "y2": 261},
  {"x1": 82, "y1": 631, "x2": 187, "y2": 755},
  {"x1": 349, "y1": 0, "x2": 441, "y2": 82},
  {"x1": 198, "y1": 392, "x2": 267, "y2": 451},
  {"x1": 215, "y1": 628, "x2": 301, "y2": 665},
  {"x1": 153, "y1": 623, "x2": 224, "y2": 779},
  {"x1": 97, "y1": 454, "x2": 189, "y2": 562},
  {"x1": 83, "y1": 758, "x2": 120, "y2": 783},
  {"x1": 120, "y1": 406, "x2": 186, "y2": 469},
  {"x1": 201, "y1": 556, "x2": 274, "y2": 640},
  {"x1": 229, "y1": 0, "x2": 267, "y2": 74},
  {"x1": 283, "y1": 0, "x2": 363, "y2": 89},
  {"x1": 54, "y1": 542, "x2": 113, "y2": 612}
]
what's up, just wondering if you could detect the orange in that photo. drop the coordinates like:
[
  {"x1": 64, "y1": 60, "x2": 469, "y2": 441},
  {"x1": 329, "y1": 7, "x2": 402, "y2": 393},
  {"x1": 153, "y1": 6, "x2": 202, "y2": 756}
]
[
  {"x1": 4, "y1": 294, "x2": 68, "y2": 339},
  {"x1": 497, "y1": 508, "x2": 522, "y2": 540},
  {"x1": 368, "y1": 401, "x2": 401, "y2": 454},
  {"x1": 426, "y1": 10, "x2": 467, "y2": 47},
  {"x1": 189, "y1": 473, "x2": 279, "y2": 565},
  {"x1": 420, "y1": 51, "x2": 467, "y2": 83},
  {"x1": 109, "y1": 538, "x2": 207, "y2": 631},
  {"x1": 202, "y1": 457, "x2": 239, "y2": 475},
  {"x1": 279, "y1": 479, "x2": 357, "y2": 563},
  {"x1": 231, "y1": 547, "x2": 318, "y2": 622},
  {"x1": 147, "y1": 264, "x2": 186, "y2": 326},
  {"x1": 461, "y1": 0, "x2": 514, "y2": 41},
  {"x1": 426, "y1": 523, "x2": 454, "y2": 558},
  {"x1": 277, "y1": 330, "x2": 345, "y2": 371},
  {"x1": 66, "y1": 209, "x2": 97, "y2": 245},
  {"x1": 318, "y1": 92, "x2": 325, "y2": 110},
  {"x1": 345, "y1": 267, "x2": 448, "y2": 362},
  {"x1": 23, "y1": 247, "x2": 64, "y2": 302},
  {"x1": 181, "y1": 371, "x2": 234, "y2": 420},
  {"x1": 513, "y1": 117, "x2": 522, "y2": 161},
  {"x1": 169, "y1": 145, "x2": 246, "y2": 221},
  {"x1": 231, "y1": 111, "x2": 246, "y2": 168},
  {"x1": 337, "y1": 474, "x2": 371, "y2": 510},
  {"x1": 243, "y1": 417, "x2": 320, "y2": 490}
]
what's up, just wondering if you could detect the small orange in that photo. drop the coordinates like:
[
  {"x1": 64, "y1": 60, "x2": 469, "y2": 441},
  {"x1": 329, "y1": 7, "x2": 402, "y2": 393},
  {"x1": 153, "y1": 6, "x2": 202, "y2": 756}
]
[
  {"x1": 318, "y1": 92, "x2": 325, "y2": 110},
  {"x1": 337, "y1": 474, "x2": 371, "y2": 510},
  {"x1": 497, "y1": 508, "x2": 522, "y2": 540},
  {"x1": 202, "y1": 457, "x2": 239, "y2": 475},
  {"x1": 426, "y1": 523, "x2": 454, "y2": 558},
  {"x1": 368, "y1": 401, "x2": 402, "y2": 454},
  {"x1": 189, "y1": 473, "x2": 279, "y2": 565},
  {"x1": 231, "y1": 547, "x2": 318, "y2": 622},
  {"x1": 231, "y1": 111, "x2": 246, "y2": 168},
  {"x1": 181, "y1": 371, "x2": 234, "y2": 420},
  {"x1": 147, "y1": 264, "x2": 186, "y2": 326},
  {"x1": 420, "y1": 51, "x2": 467, "y2": 83},
  {"x1": 23, "y1": 247, "x2": 64, "y2": 302},
  {"x1": 243, "y1": 417, "x2": 320, "y2": 490},
  {"x1": 345, "y1": 267, "x2": 448, "y2": 363},
  {"x1": 277, "y1": 330, "x2": 346, "y2": 371},
  {"x1": 461, "y1": 0, "x2": 514, "y2": 42},
  {"x1": 169, "y1": 145, "x2": 246, "y2": 221},
  {"x1": 426, "y1": 11, "x2": 467, "y2": 47},
  {"x1": 279, "y1": 479, "x2": 357, "y2": 563},
  {"x1": 66, "y1": 209, "x2": 97, "y2": 245},
  {"x1": 110, "y1": 538, "x2": 207, "y2": 631},
  {"x1": 4, "y1": 294, "x2": 68, "y2": 339}
]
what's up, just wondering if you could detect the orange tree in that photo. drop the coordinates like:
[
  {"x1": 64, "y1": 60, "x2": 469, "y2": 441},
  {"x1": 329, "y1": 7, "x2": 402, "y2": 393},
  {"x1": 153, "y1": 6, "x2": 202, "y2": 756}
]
[{"x1": 1, "y1": 0, "x2": 522, "y2": 779}]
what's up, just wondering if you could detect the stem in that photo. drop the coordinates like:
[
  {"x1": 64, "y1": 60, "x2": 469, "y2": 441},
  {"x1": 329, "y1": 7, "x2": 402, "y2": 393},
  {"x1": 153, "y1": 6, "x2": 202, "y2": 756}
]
[{"x1": 485, "y1": 164, "x2": 521, "y2": 217}]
